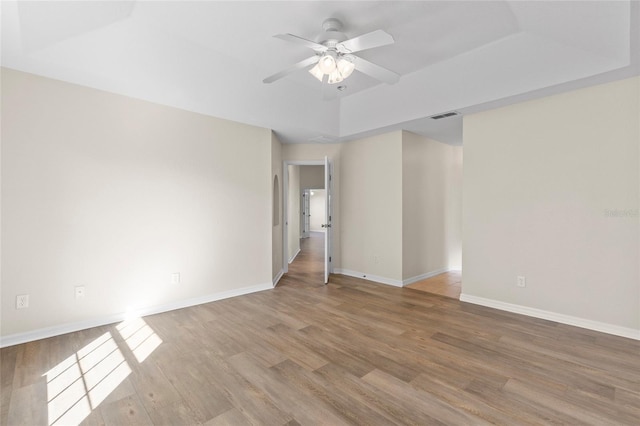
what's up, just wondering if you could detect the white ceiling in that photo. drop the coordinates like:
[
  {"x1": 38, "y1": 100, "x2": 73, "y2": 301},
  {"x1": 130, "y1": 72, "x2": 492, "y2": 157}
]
[{"x1": 2, "y1": 1, "x2": 639, "y2": 145}]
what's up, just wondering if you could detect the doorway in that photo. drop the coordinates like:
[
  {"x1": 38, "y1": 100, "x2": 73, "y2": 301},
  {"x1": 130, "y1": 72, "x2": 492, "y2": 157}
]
[{"x1": 282, "y1": 159, "x2": 333, "y2": 284}]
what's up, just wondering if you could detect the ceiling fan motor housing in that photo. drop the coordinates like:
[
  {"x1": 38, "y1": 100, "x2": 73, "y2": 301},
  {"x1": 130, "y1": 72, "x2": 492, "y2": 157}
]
[{"x1": 318, "y1": 18, "x2": 347, "y2": 46}]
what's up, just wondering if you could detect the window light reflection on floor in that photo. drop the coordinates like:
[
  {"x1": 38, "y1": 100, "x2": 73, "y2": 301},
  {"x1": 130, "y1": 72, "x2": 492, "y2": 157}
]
[
  {"x1": 116, "y1": 317, "x2": 163, "y2": 363},
  {"x1": 43, "y1": 317, "x2": 162, "y2": 425},
  {"x1": 44, "y1": 332, "x2": 131, "y2": 425}
]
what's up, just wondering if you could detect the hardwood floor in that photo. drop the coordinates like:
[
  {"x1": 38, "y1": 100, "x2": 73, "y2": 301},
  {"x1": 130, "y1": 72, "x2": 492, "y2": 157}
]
[
  {"x1": 407, "y1": 271, "x2": 462, "y2": 299},
  {"x1": 280, "y1": 232, "x2": 325, "y2": 288},
  {"x1": 2, "y1": 236, "x2": 639, "y2": 425}
]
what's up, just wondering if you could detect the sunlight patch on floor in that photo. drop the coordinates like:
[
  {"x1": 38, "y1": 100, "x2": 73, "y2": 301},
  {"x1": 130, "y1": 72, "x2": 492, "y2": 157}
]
[
  {"x1": 43, "y1": 317, "x2": 162, "y2": 425},
  {"x1": 117, "y1": 317, "x2": 163, "y2": 363},
  {"x1": 44, "y1": 332, "x2": 130, "y2": 425}
]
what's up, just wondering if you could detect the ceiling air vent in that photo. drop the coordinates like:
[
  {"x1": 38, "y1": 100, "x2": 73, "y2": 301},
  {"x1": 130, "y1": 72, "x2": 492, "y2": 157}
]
[
  {"x1": 309, "y1": 135, "x2": 336, "y2": 144},
  {"x1": 430, "y1": 111, "x2": 459, "y2": 120}
]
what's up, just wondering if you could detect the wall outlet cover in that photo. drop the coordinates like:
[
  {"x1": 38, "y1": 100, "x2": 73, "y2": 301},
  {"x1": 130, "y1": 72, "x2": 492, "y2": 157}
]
[
  {"x1": 75, "y1": 286, "x2": 85, "y2": 299},
  {"x1": 16, "y1": 294, "x2": 29, "y2": 309}
]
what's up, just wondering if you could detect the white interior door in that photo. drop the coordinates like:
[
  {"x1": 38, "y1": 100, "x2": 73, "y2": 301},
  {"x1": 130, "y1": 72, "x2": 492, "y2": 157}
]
[
  {"x1": 301, "y1": 189, "x2": 310, "y2": 238},
  {"x1": 323, "y1": 156, "x2": 333, "y2": 284}
]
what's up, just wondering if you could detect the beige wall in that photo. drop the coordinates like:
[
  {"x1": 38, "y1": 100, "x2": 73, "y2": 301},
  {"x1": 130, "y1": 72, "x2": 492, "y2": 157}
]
[
  {"x1": 1, "y1": 68, "x2": 273, "y2": 339},
  {"x1": 310, "y1": 190, "x2": 326, "y2": 232},
  {"x1": 271, "y1": 133, "x2": 283, "y2": 282},
  {"x1": 341, "y1": 132, "x2": 404, "y2": 282},
  {"x1": 463, "y1": 76, "x2": 640, "y2": 333},
  {"x1": 447, "y1": 146, "x2": 463, "y2": 270},
  {"x1": 402, "y1": 131, "x2": 462, "y2": 281},
  {"x1": 300, "y1": 165, "x2": 325, "y2": 190},
  {"x1": 287, "y1": 165, "x2": 301, "y2": 262}
]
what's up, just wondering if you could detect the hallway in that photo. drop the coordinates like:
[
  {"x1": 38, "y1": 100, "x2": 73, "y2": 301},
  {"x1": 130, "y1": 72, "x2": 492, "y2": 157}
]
[
  {"x1": 280, "y1": 233, "x2": 462, "y2": 300},
  {"x1": 279, "y1": 232, "x2": 325, "y2": 287},
  {"x1": 406, "y1": 271, "x2": 462, "y2": 299}
]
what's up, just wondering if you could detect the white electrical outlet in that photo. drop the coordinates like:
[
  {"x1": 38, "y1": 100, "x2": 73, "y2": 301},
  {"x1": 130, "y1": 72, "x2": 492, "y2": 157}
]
[
  {"x1": 373, "y1": 255, "x2": 379, "y2": 264},
  {"x1": 171, "y1": 273, "x2": 181, "y2": 284},
  {"x1": 16, "y1": 294, "x2": 29, "y2": 309},
  {"x1": 75, "y1": 286, "x2": 85, "y2": 299},
  {"x1": 517, "y1": 276, "x2": 526, "y2": 288}
]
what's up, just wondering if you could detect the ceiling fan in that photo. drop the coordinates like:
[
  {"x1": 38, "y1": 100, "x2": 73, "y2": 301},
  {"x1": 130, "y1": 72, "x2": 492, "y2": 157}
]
[{"x1": 263, "y1": 18, "x2": 400, "y2": 86}]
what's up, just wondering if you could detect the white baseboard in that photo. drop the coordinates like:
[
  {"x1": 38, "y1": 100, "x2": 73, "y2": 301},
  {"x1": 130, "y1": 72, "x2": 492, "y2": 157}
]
[
  {"x1": 334, "y1": 268, "x2": 403, "y2": 287},
  {"x1": 0, "y1": 282, "x2": 274, "y2": 348},
  {"x1": 288, "y1": 248, "x2": 301, "y2": 264},
  {"x1": 335, "y1": 267, "x2": 458, "y2": 288},
  {"x1": 460, "y1": 293, "x2": 640, "y2": 341},
  {"x1": 402, "y1": 267, "x2": 452, "y2": 286},
  {"x1": 273, "y1": 269, "x2": 284, "y2": 287}
]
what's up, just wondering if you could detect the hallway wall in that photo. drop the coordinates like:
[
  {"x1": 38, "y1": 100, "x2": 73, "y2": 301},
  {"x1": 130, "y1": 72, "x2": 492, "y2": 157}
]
[
  {"x1": 309, "y1": 190, "x2": 326, "y2": 232},
  {"x1": 341, "y1": 132, "x2": 404, "y2": 282},
  {"x1": 402, "y1": 131, "x2": 463, "y2": 281},
  {"x1": 300, "y1": 165, "x2": 325, "y2": 190},
  {"x1": 287, "y1": 165, "x2": 301, "y2": 262},
  {"x1": 271, "y1": 133, "x2": 283, "y2": 283}
]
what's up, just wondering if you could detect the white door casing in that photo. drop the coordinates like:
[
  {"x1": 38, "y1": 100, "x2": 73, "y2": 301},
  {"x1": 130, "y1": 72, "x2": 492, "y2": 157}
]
[
  {"x1": 282, "y1": 160, "x2": 329, "y2": 280},
  {"x1": 323, "y1": 156, "x2": 333, "y2": 284}
]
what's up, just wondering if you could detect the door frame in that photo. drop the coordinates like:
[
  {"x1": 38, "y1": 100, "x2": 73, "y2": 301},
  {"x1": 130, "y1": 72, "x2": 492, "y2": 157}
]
[
  {"x1": 282, "y1": 160, "x2": 325, "y2": 276},
  {"x1": 301, "y1": 188, "x2": 311, "y2": 239}
]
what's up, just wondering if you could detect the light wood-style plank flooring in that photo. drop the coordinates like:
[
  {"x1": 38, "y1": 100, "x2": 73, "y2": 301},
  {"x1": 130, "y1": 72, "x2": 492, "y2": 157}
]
[
  {"x1": 407, "y1": 271, "x2": 462, "y2": 299},
  {"x1": 2, "y1": 233, "x2": 639, "y2": 425},
  {"x1": 279, "y1": 231, "x2": 326, "y2": 288}
]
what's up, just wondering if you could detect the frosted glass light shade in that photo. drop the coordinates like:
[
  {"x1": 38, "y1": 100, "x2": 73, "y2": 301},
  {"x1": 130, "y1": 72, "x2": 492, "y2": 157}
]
[
  {"x1": 309, "y1": 64, "x2": 324, "y2": 82},
  {"x1": 318, "y1": 53, "x2": 337, "y2": 73},
  {"x1": 327, "y1": 69, "x2": 343, "y2": 84},
  {"x1": 337, "y1": 57, "x2": 355, "y2": 79},
  {"x1": 310, "y1": 54, "x2": 356, "y2": 84}
]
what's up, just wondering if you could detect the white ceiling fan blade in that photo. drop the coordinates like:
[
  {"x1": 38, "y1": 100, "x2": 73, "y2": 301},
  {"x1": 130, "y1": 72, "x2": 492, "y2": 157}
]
[
  {"x1": 337, "y1": 30, "x2": 394, "y2": 54},
  {"x1": 263, "y1": 56, "x2": 320, "y2": 84},
  {"x1": 274, "y1": 34, "x2": 328, "y2": 53},
  {"x1": 353, "y1": 56, "x2": 400, "y2": 84}
]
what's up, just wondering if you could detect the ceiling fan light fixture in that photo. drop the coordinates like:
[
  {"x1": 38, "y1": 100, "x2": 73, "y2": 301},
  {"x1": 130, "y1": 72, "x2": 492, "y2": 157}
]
[
  {"x1": 327, "y1": 69, "x2": 343, "y2": 84},
  {"x1": 318, "y1": 51, "x2": 337, "y2": 73},
  {"x1": 264, "y1": 20, "x2": 398, "y2": 86},
  {"x1": 309, "y1": 63, "x2": 324, "y2": 82},
  {"x1": 337, "y1": 56, "x2": 355, "y2": 79}
]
